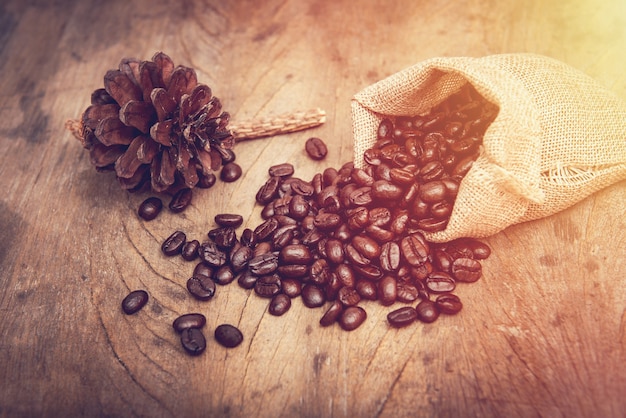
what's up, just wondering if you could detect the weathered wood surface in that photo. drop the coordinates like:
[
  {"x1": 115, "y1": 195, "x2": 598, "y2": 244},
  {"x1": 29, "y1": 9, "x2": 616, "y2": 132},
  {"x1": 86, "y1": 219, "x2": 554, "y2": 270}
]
[{"x1": 1, "y1": 0, "x2": 625, "y2": 417}]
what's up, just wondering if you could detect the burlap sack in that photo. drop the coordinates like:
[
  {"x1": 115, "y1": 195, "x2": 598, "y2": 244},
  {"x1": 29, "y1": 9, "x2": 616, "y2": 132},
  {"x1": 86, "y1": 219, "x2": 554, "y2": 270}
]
[{"x1": 351, "y1": 53, "x2": 626, "y2": 242}]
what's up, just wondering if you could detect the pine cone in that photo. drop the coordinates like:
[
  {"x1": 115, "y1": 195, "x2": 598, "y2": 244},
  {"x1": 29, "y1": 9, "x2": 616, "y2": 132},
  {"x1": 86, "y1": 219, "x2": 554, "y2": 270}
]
[{"x1": 80, "y1": 52, "x2": 234, "y2": 193}]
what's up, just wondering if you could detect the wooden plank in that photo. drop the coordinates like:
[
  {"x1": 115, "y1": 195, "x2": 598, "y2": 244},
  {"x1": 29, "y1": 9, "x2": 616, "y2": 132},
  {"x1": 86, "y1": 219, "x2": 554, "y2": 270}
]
[{"x1": 0, "y1": 0, "x2": 625, "y2": 417}]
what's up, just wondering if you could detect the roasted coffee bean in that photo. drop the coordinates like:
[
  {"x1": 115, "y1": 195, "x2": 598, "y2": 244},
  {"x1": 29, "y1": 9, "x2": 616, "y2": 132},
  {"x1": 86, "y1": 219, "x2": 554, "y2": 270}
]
[
  {"x1": 269, "y1": 293, "x2": 292, "y2": 316},
  {"x1": 337, "y1": 286, "x2": 361, "y2": 306},
  {"x1": 214, "y1": 324, "x2": 243, "y2": 348},
  {"x1": 418, "y1": 180, "x2": 447, "y2": 203},
  {"x1": 173, "y1": 313, "x2": 206, "y2": 333},
  {"x1": 220, "y1": 162, "x2": 242, "y2": 182},
  {"x1": 389, "y1": 168, "x2": 415, "y2": 185},
  {"x1": 390, "y1": 210, "x2": 410, "y2": 235},
  {"x1": 368, "y1": 207, "x2": 392, "y2": 227},
  {"x1": 351, "y1": 235, "x2": 381, "y2": 259},
  {"x1": 349, "y1": 186, "x2": 373, "y2": 206},
  {"x1": 230, "y1": 245, "x2": 253, "y2": 272},
  {"x1": 269, "y1": 163, "x2": 295, "y2": 177},
  {"x1": 320, "y1": 300, "x2": 343, "y2": 327},
  {"x1": 344, "y1": 244, "x2": 370, "y2": 267},
  {"x1": 162, "y1": 231, "x2": 186, "y2": 256},
  {"x1": 338, "y1": 306, "x2": 367, "y2": 331},
  {"x1": 387, "y1": 306, "x2": 418, "y2": 328},
  {"x1": 240, "y1": 228, "x2": 257, "y2": 247},
  {"x1": 193, "y1": 262, "x2": 214, "y2": 280},
  {"x1": 237, "y1": 270, "x2": 257, "y2": 289},
  {"x1": 121, "y1": 290, "x2": 148, "y2": 315},
  {"x1": 451, "y1": 257, "x2": 482, "y2": 282},
  {"x1": 430, "y1": 200, "x2": 453, "y2": 219},
  {"x1": 379, "y1": 241, "x2": 401, "y2": 272},
  {"x1": 314, "y1": 212, "x2": 342, "y2": 230},
  {"x1": 305, "y1": 137, "x2": 328, "y2": 160},
  {"x1": 289, "y1": 178, "x2": 315, "y2": 196},
  {"x1": 378, "y1": 275, "x2": 397, "y2": 306},
  {"x1": 199, "y1": 241, "x2": 227, "y2": 267},
  {"x1": 181, "y1": 239, "x2": 200, "y2": 261},
  {"x1": 347, "y1": 207, "x2": 370, "y2": 231},
  {"x1": 180, "y1": 328, "x2": 206, "y2": 356},
  {"x1": 220, "y1": 148, "x2": 237, "y2": 164},
  {"x1": 187, "y1": 276, "x2": 216, "y2": 301},
  {"x1": 334, "y1": 264, "x2": 356, "y2": 288},
  {"x1": 279, "y1": 244, "x2": 313, "y2": 265},
  {"x1": 410, "y1": 197, "x2": 430, "y2": 219},
  {"x1": 433, "y1": 248, "x2": 454, "y2": 272},
  {"x1": 324, "y1": 239, "x2": 344, "y2": 264},
  {"x1": 301, "y1": 284, "x2": 326, "y2": 308},
  {"x1": 214, "y1": 213, "x2": 244, "y2": 228},
  {"x1": 425, "y1": 272, "x2": 456, "y2": 293},
  {"x1": 377, "y1": 118, "x2": 394, "y2": 139},
  {"x1": 281, "y1": 278, "x2": 302, "y2": 298},
  {"x1": 254, "y1": 217, "x2": 279, "y2": 241},
  {"x1": 396, "y1": 282, "x2": 420, "y2": 303},
  {"x1": 352, "y1": 264, "x2": 382, "y2": 281},
  {"x1": 435, "y1": 293, "x2": 463, "y2": 315},
  {"x1": 169, "y1": 188, "x2": 193, "y2": 213},
  {"x1": 214, "y1": 265, "x2": 236, "y2": 285},
  {"x1": 416, "y1": 300, "x2": 440, "y2": 323},
  {"x1": 272, "y1": 224, "x2": 297, "y2": 249},
  {"x1": 256, "y1": 176, "x2": 281, "y2": 205},
  {"x1": 451, "y1": 155, "x2": 475, "y2": 177},
  {"x1": 254, "y1": 274, "x2": 282, "y2": 298},
  {"x1": 416, "y1": 217, "x2": 448, "y2": 232},
  {"x1": 400, "y1": 233, "x2": 429, "y2": 266},
  {"x1": 365, "y1": 225, "x2": 395, "y2": 243},
  {"x1": 197, "y1": 172, "x2": 217, "y2": 188},
  {"x1": 309, "y1": 259, "x2": 330, "y2": 285},
  {"x1": 355, "y1": 280, "x2": 377, "y2": 300},
  {"x1": 138, "y1": 197, "x2": 162, "y2": 221},
  {"x1": 465, "y1": 239, "x2": 491, "y2": 259},
  {"x1": 288, "y1": 194, "x2": 310, "y2": 220},
  {"x1": 418, "y1": 161, "x2": 445, "y2": 182},
  {"x1": 277, "y1": 264, "x2": 309, "y2": 278},
  {"x1": 248, "y1": 252, "x2": 279, "y2": 275}
]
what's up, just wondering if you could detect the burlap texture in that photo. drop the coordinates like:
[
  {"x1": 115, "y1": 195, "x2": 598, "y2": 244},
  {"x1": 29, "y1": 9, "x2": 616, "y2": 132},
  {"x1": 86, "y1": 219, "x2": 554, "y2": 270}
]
[{"x1": 351, "y1": 53, "x2": 626, "y2": 242}]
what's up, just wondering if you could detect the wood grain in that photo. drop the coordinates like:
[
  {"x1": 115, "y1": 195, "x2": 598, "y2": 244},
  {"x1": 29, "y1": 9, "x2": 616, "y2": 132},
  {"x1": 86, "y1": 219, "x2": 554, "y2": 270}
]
[{"x1": 1, "y1": 0, "x2": 625, "y2": 417}]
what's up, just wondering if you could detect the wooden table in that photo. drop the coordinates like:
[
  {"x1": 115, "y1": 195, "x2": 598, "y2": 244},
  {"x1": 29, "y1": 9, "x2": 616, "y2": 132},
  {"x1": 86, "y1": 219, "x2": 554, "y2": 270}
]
[{"x1": 2, "y1": 1, "x2": 625, "y2": 416}]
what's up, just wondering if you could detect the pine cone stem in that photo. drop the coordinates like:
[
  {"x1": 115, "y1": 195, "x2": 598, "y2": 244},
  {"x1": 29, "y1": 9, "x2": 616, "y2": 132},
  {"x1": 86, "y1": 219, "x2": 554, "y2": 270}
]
[
  {"x1": 230, "y1": 108, "x2": 326, "y2": 141},
  {"x1": 66, "y1": 108, "x2": 326, "y2": 143}
]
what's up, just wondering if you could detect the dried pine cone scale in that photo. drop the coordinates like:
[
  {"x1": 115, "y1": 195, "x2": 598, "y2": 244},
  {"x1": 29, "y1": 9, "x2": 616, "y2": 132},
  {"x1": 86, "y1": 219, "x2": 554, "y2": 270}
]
[{"x1": 81, "y1": 52, "x2": 234, "y2": 194}]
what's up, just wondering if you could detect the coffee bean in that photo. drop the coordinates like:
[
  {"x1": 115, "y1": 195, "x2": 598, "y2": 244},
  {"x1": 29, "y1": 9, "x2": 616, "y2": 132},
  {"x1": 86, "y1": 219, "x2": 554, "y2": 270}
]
[
  {"x1": 214, "y1": 324, "x2": 243, "y2": 348},
  {"x1": 187, "y1": 276, "x2": 216, "y2": 301},
  {"x1": 396, "y1": 282, "x2": 420, "y2": 303},
  {"x1": 197, "y1": 172, "x2": 217, "y2": 188},
  {"x1": 173, "y1": 313, "x2": 206, "y2": 333},
  {"x1": 162, "y1": 230, "x2": 186, "y2": 256},
  {"x1": 214, "y1": 265, "x2": 236, "y2": 285},
  {"x1": 355, "y1": 279, "x2": 377, "y2": 300},
  {"x1": 338, "y1": 306, "x2": 367, "y2": 331},
  {"x1": 400, "y1": 233, "x2": 429, "y2": 266},
  {"x1": 320, "y1": 300, "x2": 343, "y2": 327},
  {"x1": 237, "y1": 270, "x2": 257, "y2": 289},
  {"x1": 269, "y1": 163, "x2": 295, "y2": 177},
  {"x1": 301, "y1": 284, "x2": 326, "y2": 308},
  {"x1": 180, "y1": 328, "x2": 206, "y2": 356},
  {"x1": 254, "y1": 274, "x2": 282, "y2": 298},
  {"x1": 435, "y1": 293, "x2": 463, "y2": 315},
  {"x1": 193, "y1": 262, "x2": 214, "y2": 281},
  {"x1": 199, "y1": 241, "x2": 227, "y2": 267},
  {"x1": 416, "y1": 300, "x2": 440, "y2": 323},
  {"x1": 351, "y1": 235, "x2": 381, "y2": 260},
  {"x1": 254, "y1": 217, "x2": 279, "y2": 241},
  {"x1": 269, "y1": 293, "x2": 291, "y2": 316},
  {"x1": 213, "y1": 227, "x2": 237, "y2": 250},
  {"x1": 215, "y1": 213, "x2": 244, "y2": 228},
  {"x1": 378, "y1": 275, "x2": 397, "y2": 306},
  {"x1": 181, "y1": 239, "x2": 200, "y2": 261},
  {"x1": 371, "y1": 180, "x2": 403, "y2": 201},
  {"x1": 305, "y1": 137, "x2": 328, "y2": 160},
  {"x1": 387, "y1": 306, "x2": 418, "y2": 328},
  {"x1": 337, "y1": 286, "x2": 361, "y2": 306},
  {"x1": 220, "y1": 162, "x2": 242, "y2": 182},
  {"x1": 256, "y1": 176, "x2": 281, "y2": 205},
  {"x1": 418, "y1": 181, "x2": 447, "y2": 203},
  {"x1": 280, "y1": 278, "x2": 301, "y2": 298},
  {"x1": 248, "y1": 252, "x2": 279, "y2": 276},
  {"x1": 425, "y1": 272, "x2": 456, "y2": 293},
  {"x1": 169, "y1": 188, "x2": 192, "y2": 213},
  {"x1": 314, "y1": 212, "x2": 342, "y2": 230},
  {"x1": 138, "y1": 197, "x2": 162, "y2": 220},
  {"x1": 279, "y1": 244, "x2": 313, "y2": 265},
  {"x1": 451, "y1": 257, "x2": 482, "y2": 282},
  {"x1": 121, "y1": 290, "x2": 148, "y2": 315},
  {"x1": 379, "y1": 241, "x2": 401, "y2": 272},
  {"x1": 277, "y1": 264, "x2": 309, "y2": 278}
]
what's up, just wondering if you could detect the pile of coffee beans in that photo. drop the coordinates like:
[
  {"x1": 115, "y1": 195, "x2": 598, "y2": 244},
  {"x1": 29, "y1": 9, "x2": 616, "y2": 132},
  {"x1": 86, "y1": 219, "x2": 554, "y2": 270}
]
[{"x1": 124, "y1": 84, "x2": 498, "y2": 354}]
